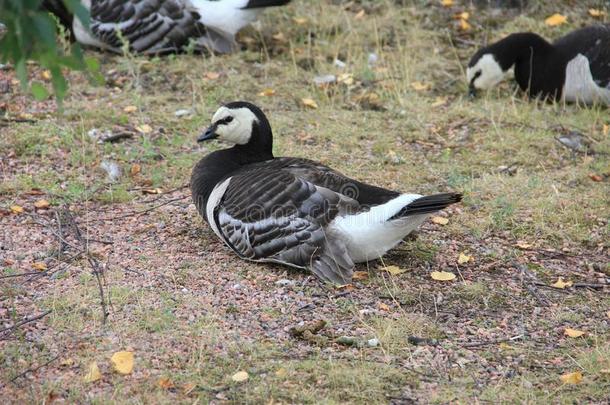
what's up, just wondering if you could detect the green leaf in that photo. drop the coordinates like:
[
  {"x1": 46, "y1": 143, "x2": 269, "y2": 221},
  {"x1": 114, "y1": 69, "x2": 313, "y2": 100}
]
[{"x1": 31, "y1": 82, "x2": 50, "y2": 100}]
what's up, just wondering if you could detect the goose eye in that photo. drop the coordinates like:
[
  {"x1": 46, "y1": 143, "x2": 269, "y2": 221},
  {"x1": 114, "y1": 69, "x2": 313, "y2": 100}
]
[
  {"x1": 474, "y1": 70, "x2": 482, "y2": 80},
  {"x1": 225, "y1": 116, "x2": 234, "y2": 123}
]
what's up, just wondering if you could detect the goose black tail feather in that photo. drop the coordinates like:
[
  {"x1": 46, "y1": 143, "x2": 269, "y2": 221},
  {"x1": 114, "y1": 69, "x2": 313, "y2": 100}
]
[
  {"x1": 390, "y1": 192, "x2": 462, "y2": 220},
  {"x1": 242, "y1": 0, "x2": 291, "y2": 9}
]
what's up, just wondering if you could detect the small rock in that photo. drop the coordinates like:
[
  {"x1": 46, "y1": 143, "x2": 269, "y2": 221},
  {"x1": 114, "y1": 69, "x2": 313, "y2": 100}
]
[
  {"x1": 368, "y1": 53, "x2": 378, "y2": 66},
  {"x1": 313, "y1": 74, "x2": 337, "y2": 86},
  {"x1": 174, "y1": 109, "x2": 192, "y2": 117},
  {"x1": 367, "y1": 338, "x2": 380, "y2": 347},
  {"x1": 100, "y1": 160, "x2": 121, "y2": 182},
  {"x1": 275, "y1": 279, "x2": 295, "y2": 287},
  {"x1": 333, "y1": 58, "x2": 346, "y2": 68}
]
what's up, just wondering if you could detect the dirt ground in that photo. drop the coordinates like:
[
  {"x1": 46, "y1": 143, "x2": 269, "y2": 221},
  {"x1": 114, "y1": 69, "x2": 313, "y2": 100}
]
[{"x1": 1, "y1": 0, "x2": 609, "y2": 403}]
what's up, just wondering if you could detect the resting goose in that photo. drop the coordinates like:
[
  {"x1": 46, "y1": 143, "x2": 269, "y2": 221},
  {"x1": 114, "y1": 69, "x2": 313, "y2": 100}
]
[
  {"x1": 190, "y1": 102, "x2": 462, "y2": 285},
  {"x1": 45, "y1": 0, "x2": 291, "y2": 54},
  {"x1": 467, "y1": 25, "x2": 610, "y2": 105}
]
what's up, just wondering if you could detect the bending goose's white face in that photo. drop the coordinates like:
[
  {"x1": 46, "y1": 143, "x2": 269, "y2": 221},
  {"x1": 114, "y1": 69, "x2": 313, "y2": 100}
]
[
  {"x1": 210, "y1": 106, "x2": 259, "y2": 145},
  {"x1": 467, "y1": 53, "x2": 506, "y2": 90}
]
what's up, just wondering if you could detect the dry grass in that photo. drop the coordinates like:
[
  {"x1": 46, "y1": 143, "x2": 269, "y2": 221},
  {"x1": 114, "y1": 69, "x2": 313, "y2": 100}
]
[{"x1": 1, "y1": 0, "x2": 609, "y2": 403}]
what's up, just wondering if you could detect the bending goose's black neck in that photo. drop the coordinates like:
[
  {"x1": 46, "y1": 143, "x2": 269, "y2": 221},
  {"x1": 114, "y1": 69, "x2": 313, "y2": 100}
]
[{"x1": 490, "y1": 33, "x2": 567, "y2": 99}]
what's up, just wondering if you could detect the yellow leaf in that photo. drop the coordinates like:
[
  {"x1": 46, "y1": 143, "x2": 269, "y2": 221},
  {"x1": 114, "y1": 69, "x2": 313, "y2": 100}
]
[
  {"x1": 457, "y1": 252, "x2": 472, "y2": 264},
  {"x1": 33, "y1": 199, "x2": 50, "y2": 209},
  {"x1": 600, "y1": 369, "x2": 610, "y2": 375},
  {"x1": 459, "y1": 19, "x2": 472, "y2": 31},
  {"x1": 272, "y1": 32, "x2": 286, "y2": 42},
  {"x1": 204, "y1": 71, "x2": 220, "y2": 80},
  {"x1": 130, "y1": 164, "x2": 141, "y2": 176},
  {"x1": 123, "y1": 105, "x2": 137, "y2": 113},
  {"x1": 84, "y1": 361, "x2": 102, "y2": 383},
  {"x1": 545, "y1": 14, "x2": 567, "y2": 27},
  {"x1": 32, "y1": 262, "x2": 47, "y2": 271},
  {"x1": 603, "y1": 124, "x2": 609, "y2": 136},
  {"x1": 564, "y1": 328, "x2": 585, "y2": 338},
  {"x1": 275, "y1": 367, "x2": 287, "y2": 377},
  {"x1": 157, "y1": 377, "x2": 174, "y2": 389},
  {"x1": 552, "y1": 277, "x2": 573, "y2": 289},
  {"x1": 301, "y1": 98, "x2": 318, "y2": 109},
  {"x1": 142, "y1": 188, "x2": 163, "y2": 195},
  {"x1": 258, "y1": 88, "x2": 276, "y2": 97},
  {"x1": 515, "y1": 241, "x2": 532, "y2": 249},
  {"x1": 60, "y1": 357, "x2": 75, "y2": 367},
  {"x1": 381, "y1": 265, "x2": 406, "y2": 276},
  {"x1": 410, "y1": 81, "x2": 430, "y2": 91},
  {"x1": 337, "y1": 73, "x2": 354, "y2": 85},
  {"x1": 560, "y1": 371, "x2": 583, "y2": 384},
  {"x1": 378, "y1": 302, "x2": 390, "y2": 311},
  {"x1": 10, "y1": 205, "x2": 24, "y2": 214},
  {"x1": 292, "y1": 17, "x2": 308, "y2": 25},
  {"x1": 441, "y1": 0, "x2": 454, "y2": 6},
  {"x1": 455, "y1": 12, "x2": 469, "y2": 20},
  {"x1": 232, "y1": 370, "x2": 249, "y2": 382},
  {"x1": 431, "y1": 271, "x2": 456, "y2": 281},
  {"x1": 499, "y1": 342, "x2": 511, "y2": 350},
  {"x1": 431, "y1": 96, "x2": 448, "y2": 107},
  {"x1": 352, "y1": 271, "x2": 369, "y2": 281},
  {"x1": 354, "y1": 9, "x2": 366, "y2": 19},
  {"x1": 136, "y1": 124, "x2": 152, "y2": 134},
  {"x1": 111, "y1": 351, "x2": 134, "y2": 375},
  {"x1": 431, "y1": 216, "x2": 449, "y2": 225},
  {"x1": 588, "y1": 9, "x2": 606, "y2": 18}
]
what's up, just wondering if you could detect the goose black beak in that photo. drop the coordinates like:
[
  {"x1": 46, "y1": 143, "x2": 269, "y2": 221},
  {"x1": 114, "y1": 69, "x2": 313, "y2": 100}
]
[
  {"x1": 468, "y1": 82, "x2": 477, "y2": 98},
  {"x1": 197, "y1": 124, "x2": 219, "y2": 142}
]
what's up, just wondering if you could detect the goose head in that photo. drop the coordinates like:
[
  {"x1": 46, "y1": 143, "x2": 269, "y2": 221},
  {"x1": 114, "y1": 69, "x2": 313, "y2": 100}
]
[
  {"x1": 198, "y1": 101, "x2": 274, "y2": 158},
  {"x1": 466, "y1": 52, "x2": 506, "y2": 97}
]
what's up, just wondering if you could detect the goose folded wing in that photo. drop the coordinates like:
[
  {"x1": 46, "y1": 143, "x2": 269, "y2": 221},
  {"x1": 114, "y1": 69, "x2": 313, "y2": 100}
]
[
  {"x1": 215, "y1": 168, "x2": 356, "y2": 284},
  {"x1": 89, "y1": 0, "x2": 208, "y2": 53}
]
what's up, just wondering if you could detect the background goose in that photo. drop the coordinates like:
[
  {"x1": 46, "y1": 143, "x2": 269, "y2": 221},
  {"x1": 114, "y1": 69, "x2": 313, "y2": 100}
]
[
  {"x1": 467, "y1": 25, "x2": 610, "y2": 105},
  {"x1": 43, "y1": 0, "x2": 291, "y2": 54},
  {"x1": 190, "y1": 102, "x2": 462, "y2": 285}
]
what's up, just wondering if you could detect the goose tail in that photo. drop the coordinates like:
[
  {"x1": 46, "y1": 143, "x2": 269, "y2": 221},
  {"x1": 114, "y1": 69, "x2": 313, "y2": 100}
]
[
  {"x1": 242, "y1": 0, "x2": 291, "y2": 8},
  {"x1": 390, "y1": 192, "x2": 462, "y2": 220}
]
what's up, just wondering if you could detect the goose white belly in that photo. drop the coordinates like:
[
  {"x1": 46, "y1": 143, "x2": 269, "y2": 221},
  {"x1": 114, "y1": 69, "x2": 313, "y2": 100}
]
[
  {"x1": 329, "y1": 194, "x2": 427, "y2": 263},
  {"x1": 562, "y1": 54, "x2": 610, "y2": 105},
  {"x1": 206, "y1": 177, "x2": 232, "y2": 239}
]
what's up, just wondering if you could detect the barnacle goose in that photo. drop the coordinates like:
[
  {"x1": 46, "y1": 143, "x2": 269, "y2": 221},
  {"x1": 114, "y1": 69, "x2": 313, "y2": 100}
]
[
  {"x1": 46, "y1": 0, "x2": 291, "y2": 54},
  {"x1": 190, "y1": 102, "x2": 462, "y2": 285},
  {"x1": 467, "y1": 25, "x2": 610, "y2": 105}
]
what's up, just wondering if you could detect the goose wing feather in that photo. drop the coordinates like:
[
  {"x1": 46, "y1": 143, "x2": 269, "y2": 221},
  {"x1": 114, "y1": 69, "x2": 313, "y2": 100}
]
[{"x1": 215, "y1": 166, "x2": 357, "y2": 284}]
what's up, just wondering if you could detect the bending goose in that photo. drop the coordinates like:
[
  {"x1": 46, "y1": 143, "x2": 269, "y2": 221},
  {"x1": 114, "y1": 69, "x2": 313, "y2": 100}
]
[
  {"x1": 190, "y1": 102, "x2": 462, "y2": 285},
  {"x1": 467, "y1": 25, "x2": 610, "y2": 105},
  {"x1": 44, "y1": 0, "x2": 291, "y2": 54}
]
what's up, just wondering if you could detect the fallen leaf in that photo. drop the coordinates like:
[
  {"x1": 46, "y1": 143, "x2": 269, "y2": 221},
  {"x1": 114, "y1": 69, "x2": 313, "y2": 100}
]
[
  {"x1": 123, "y1": 105, "x2": 137, "y2": 113},
  {"x1": 588, "y1": 173, "x2": 603, "y2": 182},
  {"x1": 457, "y1": 252, "x2": 472, "y2": 264},
  {"x1": 431, "y1": 96, "x2": 448, "y2": 107},
  {"x1": 33, "y1": 199, "x2": 50, "y2": 209},
  {"x1": 607, "y1": 310, "x2": 610, "y2": 320},
  {"x1": 337, "y1": 73, "x2": 354, "y2": 85},
  {"x1": 204, "y1": 71, "x2": 220, "y2": 80},
  {"x1": 411, "y1": 81, "x2": 430, "y2": 91},
  {"x1": 600, "y1": 369, "x2": 610, "y2": 375},
  {"x1": 441, "y1": 0, "x2": 453, "y2": 6},
  {"x1": 354, "y1": 9, "x2": 366, "y2": 19},
  {"x1": 292, "y1": 17, "x2": 308, "y2": 25},
  {"x1": 381, "y1": 265, "x2": 406, "y2": 276},
  {"x1": 142, "y1": 188, "x2": 163, "y2": 194},
  {"x1": 560, "y1": 371, "x2": 583, "y2": 384},
  {"x1": 275, "y1": 367, "x2": 287, "y2": 377},
  {"x1": 10, "y1": 205, "x2": 24, "y2": 214},
  {"x1": 515, "y1": 241, "x2": 532, "y2": 249},
  {"x1": 272, "y1": 32, "x2": 287, "y2": 42},
  {"x1": 603, "y1": 124, "x2": 609, "y2": 136},
  {"x1": 130, "y1": 164, "x2": 141, "y2": 176},
  {"x1": 545, "y1": 13, "x2": 567, "y2": 26},
  {"x1": 431, "y1": 271, "x2": 456, "y2": 281},
  {"x1": 588, "y1": 9, "x2": 606, "y2": 18},
  {"x1": 60, "y1": 358, "x2": 75, "y2": 367},
  {"x1": 41, "y1": 70, "x2": 52, "y2": 81},
  {"x1": 301, "y1": 98, "x2": 318, "y2": 109},
  {"x1": 459, "y1": 19, "x2": 472, "y2": 31},
  {"x1": 499, "y1": 342, "x2": 511, "y2": 350},
  {"x1": 157, "y1": 377, "x2": 174, "y2": 389},
  {"x1": 183, "y1": 383, "x2": 197, "y2": 395},
  {"x1": 431, "y1": 216, "x2": 449, "y2": 225},
  {"x1": 258, "y1": 88, "x2": 276, "y2": 97},
  {"x1": 455, "y1": 12, "x2": 469, "y2": 20},
  {"x1": 84, "y1": 362, "x2": 102, "y2": 383},
  {"x1": 231, "y1": 371, "x2": 249, "y2": 382},
  {"x1": 552, "y1": 277, "x2": 573, "y2": 289},
  {"x1": 378, "y1": 302, "x2": 390, "y2": 311},
  {"x1": 136, "y1": 124, "x2": 152, "y2": 134},
  {"x1": 111, "y1": 351, "x2": 134, "y2": 375},
  {"x1": 352, "y1": 271, "x2": 369, "y2": 281},
  {"x1": 564, "y1": 328, "x2": 585, "y2": 338},
  {"x1": 32, "y1": 262, "x2": 47, "y2": 271}
]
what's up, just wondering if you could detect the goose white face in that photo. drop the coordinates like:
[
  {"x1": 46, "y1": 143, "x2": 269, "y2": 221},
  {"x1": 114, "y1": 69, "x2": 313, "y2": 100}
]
[
  {"x1": 211, "y1": 106, "x2": 259, "y2": 145},
  {"x1": 467, "y1": 53, "x2": 505, "y2": 90}
]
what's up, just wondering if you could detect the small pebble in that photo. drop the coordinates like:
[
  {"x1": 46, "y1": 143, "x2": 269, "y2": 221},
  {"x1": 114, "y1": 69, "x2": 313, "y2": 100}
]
[
  {"x1": 174, "y1": 109, "x2": 192, "y2": 117},
  {"x1": 367, "y1": 338, "x2": 380, "y2": 347},
  {"x1": 275, "y1": 279, "x2": 295, "y2": 287}
]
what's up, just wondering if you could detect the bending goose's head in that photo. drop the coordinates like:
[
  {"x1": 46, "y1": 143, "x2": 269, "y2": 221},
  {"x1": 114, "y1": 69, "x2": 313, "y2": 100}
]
[
  {"x1": 198, "y1": 101, "x2": 273, "y2": 156},
  {"x1": 466, "y1": 51, "x2": 506, "y2": 97}
]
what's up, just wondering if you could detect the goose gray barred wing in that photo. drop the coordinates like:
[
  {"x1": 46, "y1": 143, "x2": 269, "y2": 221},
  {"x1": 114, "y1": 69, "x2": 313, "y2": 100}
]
[
  {"x1": 214, "y1": 166, "x2": 357, "y2": 284},
  {"x1": 88, "y1": 0, "x2": 209, "y2": 53}
]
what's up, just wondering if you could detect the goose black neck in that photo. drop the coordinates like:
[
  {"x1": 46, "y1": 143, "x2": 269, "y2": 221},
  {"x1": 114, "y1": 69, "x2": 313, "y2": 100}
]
[
  {"x1": 489, "y1": 33, "x2": 555, "y2": 70},
  {"x1": 233, "y1": 117, "x2": 274, "y2": 164}
]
